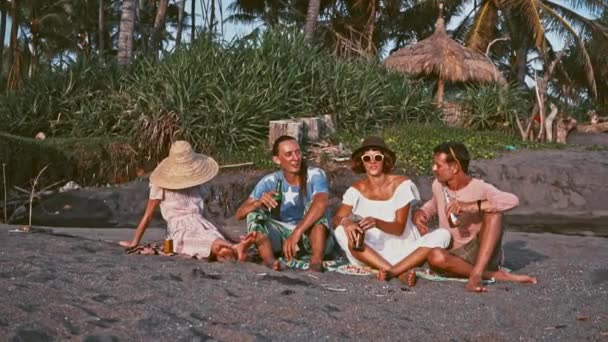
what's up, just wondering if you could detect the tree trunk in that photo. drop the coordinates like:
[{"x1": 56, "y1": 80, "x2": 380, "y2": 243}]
[
  {"x1": 303, "y1": 0, "x2": 321, "y2": 39},
  {"x1": 98, "y1": 0, "x2": 105, "y2": 60},
  {"x1": 435, "y1": 78, "x2": 445, "y2": 107},
  {"x1": 269, "y1": 120, "x2": 304, "y2": 147},
  {"x1": 29, "y1": 4, "x2": 38, "y2": 77},
  {"x1": 365, "y1": 0, "x2": 377, "y2": 58},
  {"x1": 117, "y1": 0, "x2": 136, "y2": 65},
  {"x1": 7, "y1": 0, "x2": 18, "y2": 70},
  {"x1": 191, "y1": 0, "x2": 196, "y2": 42},
  {"x1": 150, "y1": 0, "x2": 169, "y2": 56},
  {"x1": 514, "y1": 45, "x2": 528, "y2": 86},
  {"x1": 209, "y1": 0, "x2": 216, "y2": 35},
  {"x1": 0, "y1": 1, "x2": 7, "y2": 73},
  {"x1": 175, "y1": 0, "x2": 185, "y2": 48}
]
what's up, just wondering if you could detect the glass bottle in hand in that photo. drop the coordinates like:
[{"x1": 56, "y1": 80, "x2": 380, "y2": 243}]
[
  {"x1": 270, "y1": 179, "x2": 283, "y2": 219},
  {"x1": 442, "y1": 186, "x2": 461, "y2": 227},
  {"x1": 351, "y1": 214, "x2": 365, "y2": 251}
]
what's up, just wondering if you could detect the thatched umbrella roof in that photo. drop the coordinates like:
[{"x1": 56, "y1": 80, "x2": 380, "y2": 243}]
[{"x1": 383, "y1": 4, "x2": 505, "y2": 104}]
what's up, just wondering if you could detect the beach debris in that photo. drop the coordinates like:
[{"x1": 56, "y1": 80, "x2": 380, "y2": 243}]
[
  {"x1": 8, "y1": 225, "x2": 33, "y2": 233},
  {"x1": 59, "y1": 181, "x2": 81, "y2": 192},
  {"x1": 544, "y1": 325, "x2": 567, "y2": 330},
  {"x1": 321, "y1": 284, "x2": 347, "y2": 292},
  {"x1": 307, "y1": 140, "x2": 352, "y2": 165},
  {"x1": 576, "y1": 315, "x2": 590, "y2": 321},
  {"x1": 220, "y1": 162, "x2": 254, "y2": 169},
  {"x1": 307, "y1": 274, "x2": 320, "y2": 280}
]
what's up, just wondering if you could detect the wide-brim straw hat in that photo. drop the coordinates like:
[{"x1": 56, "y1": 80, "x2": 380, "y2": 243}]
[
  {"x1": 150, "y1": 141, "x2": 219, "y2": 190},
  {"x1": 351, "y1": 136, "x2": 396, "y2": 161}
]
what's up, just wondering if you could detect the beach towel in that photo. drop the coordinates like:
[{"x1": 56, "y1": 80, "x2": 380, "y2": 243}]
[{"x1": 279, "y1": 256, "x2": 505, "y2": 284}]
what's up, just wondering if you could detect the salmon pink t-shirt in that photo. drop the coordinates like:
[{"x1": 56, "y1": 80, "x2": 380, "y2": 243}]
[{"x1": 420, "y1": 178, "x2": 519, "y2": 249}]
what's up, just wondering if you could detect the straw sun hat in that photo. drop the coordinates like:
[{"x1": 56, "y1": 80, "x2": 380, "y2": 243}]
[{"x1": 150, "y1": 141, "x2": 219, "y2": 190}]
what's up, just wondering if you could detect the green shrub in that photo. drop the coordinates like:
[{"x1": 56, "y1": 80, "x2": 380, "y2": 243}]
[
  {"x1": 0, "y1": 133, "x2": 144, "y2": 187},
  {"x1": 337, "y1": 123, "x2": 552, "y2": 175},
  {"x1": 0, "y1": 29, "x2": 437, "y2": 163},
  {"x1": 461, "y1": 83, "x2": 531, "y2": 132}
]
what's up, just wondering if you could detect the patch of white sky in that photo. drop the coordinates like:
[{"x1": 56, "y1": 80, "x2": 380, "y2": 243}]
[{"x1": 2, "y1": 0, "x2": 600, "y2": 55}]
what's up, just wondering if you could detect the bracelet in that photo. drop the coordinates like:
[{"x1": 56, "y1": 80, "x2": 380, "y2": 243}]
[{"x1": 477, "y1": 200, "x2": 482, "y2": 213}]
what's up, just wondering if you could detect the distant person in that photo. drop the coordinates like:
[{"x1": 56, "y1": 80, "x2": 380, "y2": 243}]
[
  {"x1": 333, "y1": 136, "x2": 451, "y2": 285},
  {"x1": 235, "y1": 136, "x2": 334, "y2": 272},
  {"x1": 413, "y1": 142, "x2": 537, "y2": 292},
  {"x1": 119, "y1": 141, "x2": 256, "y2": 261}
]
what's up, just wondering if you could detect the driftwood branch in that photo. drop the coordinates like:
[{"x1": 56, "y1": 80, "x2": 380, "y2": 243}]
[
  {"x1": 219, "y1": 162, "x2": 254, "y2": 169},
  {"x1": 545, "y1": 103, "x2": 559, "y2": 142},
  {"x1": 577, "y1": 122, "x2": 608, "y2": 133},
  {"x1": 485, "y1": 37, "x2": 510, "y2": 56},
  {"x1": 28, "y1": 165, "x2": 49, "y2": 229}
]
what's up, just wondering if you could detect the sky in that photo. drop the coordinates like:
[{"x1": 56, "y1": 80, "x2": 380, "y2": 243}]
[{"x1": 2, "y1": 0, "x2": 600, "y2": 53}]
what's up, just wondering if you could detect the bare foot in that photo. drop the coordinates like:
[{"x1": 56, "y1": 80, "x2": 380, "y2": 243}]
[
  {"x1": 465, "y1": 274, "x2": 487, "y2": 293},
  {"x1": 498, "y1": 270, "x2": 538, "y2": 284},
  {"x1": 397, "y1": 270, "x2": 417, "y2": 287},
  {"x1": 377, "y1": 269, "x2": 391, "y2": 281},
  {"x1": 309, "y1": 262, "x2": 325, "y2": 273},
  {"x1": 216, "y1": 244, "x2": 237, "y2": 261},
  {"x1": 233, "y1": 232, "x2": 258, "y2": 261},
  {"x1": 265, "y1": 259, "x2": 284, "y2": 271}
]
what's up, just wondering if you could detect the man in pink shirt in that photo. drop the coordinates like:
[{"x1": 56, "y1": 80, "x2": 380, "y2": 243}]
[{"x1": 413, "y1": 142, "x2": 537, "y2": 292}]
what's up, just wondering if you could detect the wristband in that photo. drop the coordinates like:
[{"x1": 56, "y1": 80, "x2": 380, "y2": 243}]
[{"x1": 340, "y1": 217, "x2": 348, "y2": 226}]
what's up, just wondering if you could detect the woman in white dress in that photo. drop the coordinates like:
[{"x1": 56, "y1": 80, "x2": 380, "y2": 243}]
[
  {"x1": 333, "y1": 137, "x2": 451, "y2": 284},
  {"x1": 119, "y1": 141, "x2": 256, "y2": 261}
]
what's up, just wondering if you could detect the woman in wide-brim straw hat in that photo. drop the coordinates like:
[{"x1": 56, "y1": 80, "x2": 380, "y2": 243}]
[
  {"x1": 332, "y1": 136, "x2": 451, "y2": 285},
  {"x1": 119, "y1": 141, "x2": 256, "y2": 261}
]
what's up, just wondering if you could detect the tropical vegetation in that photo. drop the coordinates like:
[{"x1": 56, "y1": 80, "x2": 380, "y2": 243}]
[{"x1": 0, "y1": 0, "x2": 606, "y2": 186}]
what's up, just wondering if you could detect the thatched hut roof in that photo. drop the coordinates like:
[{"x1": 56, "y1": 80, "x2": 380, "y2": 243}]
[{"x1": 383, "y1": 15, "x2": 506, "y2": 84}]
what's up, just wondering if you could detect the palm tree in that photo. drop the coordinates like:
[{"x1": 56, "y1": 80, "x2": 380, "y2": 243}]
[
  {"x1": 461, "y1": 0, "x2": 608, "y2": 94},
  {"x1": 1, "y1": 0, "x2": 7, "y2": 73},
  {"x1": 304, "y1": 0, "x2": 321, "y2": 38},
  {"x1": 175, "y1": 0, "x2": 185, "y2": 47},
  {"x1": 117, "y1": 0, "x2": 135, "y2": 65},
  {"x1": 150, "y1": 0, "x2": 169, "y2": 54}
]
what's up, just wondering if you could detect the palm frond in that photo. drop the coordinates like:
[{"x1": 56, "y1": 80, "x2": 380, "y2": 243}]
[
  {"x1": 466, "y1": 0, "x2": 499, "y2": 52},
  {"x1": 507, "y1": 0, "x2": 546, "y2": 51},
  {"x1": 544, "y1": 0, "x2": 608, "y2": 38},
  {"x1": 540, "y1": 2, "x2": 597, "y2": 97}
]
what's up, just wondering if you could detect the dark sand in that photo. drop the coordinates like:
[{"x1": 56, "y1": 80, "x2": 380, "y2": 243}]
[{"x1": 0, "y1": 225, "x2": 606, "y2": 341}]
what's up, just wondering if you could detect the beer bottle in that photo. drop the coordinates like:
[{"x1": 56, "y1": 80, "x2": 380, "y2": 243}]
[
  {"x1": 442, "y1": 186, "x2": 461, "y2": 227},
  {"x1": 270, "y1": 179, "x2": 283, "y2": 219}
]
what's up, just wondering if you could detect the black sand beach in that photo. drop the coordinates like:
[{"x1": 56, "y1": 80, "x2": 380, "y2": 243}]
[
  {"x1": 2, "y1": 135, "x2": 608, "y2": 340},
  {"x1": 0, "y1": 225, "x2": 606, "y2": 341}
]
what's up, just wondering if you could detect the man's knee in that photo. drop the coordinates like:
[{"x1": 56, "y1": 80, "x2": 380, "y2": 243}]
[
  {"x1": 427, "y1": 248, "x2": 449, "y2": 268},
  {"x1": 309, "y1": 223, "x2": 328, "y2": 237}
]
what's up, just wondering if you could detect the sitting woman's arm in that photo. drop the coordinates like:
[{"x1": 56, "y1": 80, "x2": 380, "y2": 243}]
[
  {"x1": 119, "y1": 199, "x2": 160, "y2": 248},
  {"x1": 332, "y1": 204, "x2": 354, "y2": 228},
  {"x1": 359, "y1": 203, "x2": 411, "y2": 236},
  {"x1": 333, "y1": 204, "x2": 363, "y2": 245}
]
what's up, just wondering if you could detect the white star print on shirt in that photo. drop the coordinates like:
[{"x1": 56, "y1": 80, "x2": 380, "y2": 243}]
[
  {"x1": 264, "y1": 175, "x2": 276, "y2": 184},
  {"x1": 283, "y1": 186, "x2": 299, "y2": 205}
]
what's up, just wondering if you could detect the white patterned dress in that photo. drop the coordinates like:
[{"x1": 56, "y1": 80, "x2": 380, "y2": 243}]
[{"x1": 149, "y1": 183, "x2": 224, "y2": 258}]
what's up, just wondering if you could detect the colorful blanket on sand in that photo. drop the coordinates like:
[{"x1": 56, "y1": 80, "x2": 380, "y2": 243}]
[
  {"x1": 279, "y1": 257, "x2": 503, "y2": 285},
  {"x1": 125, "y1": 243, "x2": 502, "y2": 285}
]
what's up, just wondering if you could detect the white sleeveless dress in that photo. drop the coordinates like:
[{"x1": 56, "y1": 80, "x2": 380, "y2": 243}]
[{"x1": 334, "y1": 180, "x2": 451, "y2": 266}]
